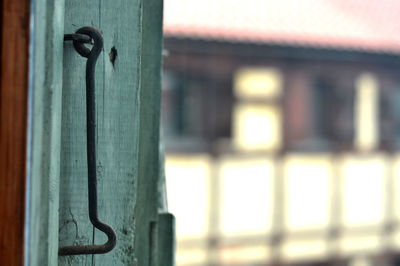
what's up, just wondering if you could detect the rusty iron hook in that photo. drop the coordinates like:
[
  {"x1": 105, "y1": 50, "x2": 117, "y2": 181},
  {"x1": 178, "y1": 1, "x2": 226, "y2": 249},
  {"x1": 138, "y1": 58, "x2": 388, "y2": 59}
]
[{"x1": 59, "y1": 27, "x2": 117, "y2": 256}]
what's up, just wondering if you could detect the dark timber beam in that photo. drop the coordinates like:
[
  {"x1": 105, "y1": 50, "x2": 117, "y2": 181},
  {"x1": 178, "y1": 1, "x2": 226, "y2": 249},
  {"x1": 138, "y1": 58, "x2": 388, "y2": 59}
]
[{"x1": 0, "y1": 0, "x2": 30, "y2": 265}]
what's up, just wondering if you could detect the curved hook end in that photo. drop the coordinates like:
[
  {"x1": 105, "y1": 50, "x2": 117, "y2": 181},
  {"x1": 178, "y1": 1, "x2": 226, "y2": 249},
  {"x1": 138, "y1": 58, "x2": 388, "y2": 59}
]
[{"x1": 72, "y1": 27, "x2": 103, "y2": 58}]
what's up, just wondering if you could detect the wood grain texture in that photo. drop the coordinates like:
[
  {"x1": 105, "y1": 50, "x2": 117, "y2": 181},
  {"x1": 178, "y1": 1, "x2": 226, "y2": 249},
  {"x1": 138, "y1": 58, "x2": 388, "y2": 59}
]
[
  {"x1": 27, "y1": 0, "x2": 65, "y2": 265},
  {"x1": 59, "y1": 0, "x2": 142, "y2": 265},
  {"x1": 0, "y1": 0, "x2": 30, "y2": 265},
  {"x1": 133, "y1": 0, "x2": 165, "y2": 265},
  {"x1": 94, "y1": 1, "x2": 142, "y2": 265}
]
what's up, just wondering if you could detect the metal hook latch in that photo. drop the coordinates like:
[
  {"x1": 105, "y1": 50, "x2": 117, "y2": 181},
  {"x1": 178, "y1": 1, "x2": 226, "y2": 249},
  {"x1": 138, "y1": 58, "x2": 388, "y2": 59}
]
[{"x1": 59, "y1": 26, "x2": 117, "y2": 256}]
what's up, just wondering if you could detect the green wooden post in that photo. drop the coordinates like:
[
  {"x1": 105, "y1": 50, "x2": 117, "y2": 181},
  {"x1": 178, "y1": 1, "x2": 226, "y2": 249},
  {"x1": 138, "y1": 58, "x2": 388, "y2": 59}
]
[
  {"x1": 134, "y1": 0, "x2": 175, "y2": 266},
  {"x1": 28, "y1": 0, "x2": 65, "y2": 265},
  {"x1": 27, "y1": 0, "x2": 171, "y2": 265}
]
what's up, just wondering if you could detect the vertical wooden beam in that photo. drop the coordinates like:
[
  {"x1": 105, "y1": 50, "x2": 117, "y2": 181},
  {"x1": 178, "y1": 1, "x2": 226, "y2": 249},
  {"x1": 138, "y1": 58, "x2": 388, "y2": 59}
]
[
  {"x1": 327, "y1": 155, "x2": 341, "y2": 259},
  {"x1": 27, "y1": 0, "x2": 65, "y2": 265},
  {"x1": 271, "y1": 154, "x2": 285, "y2": 264},
  {"x1": 382, "y1": 155, "x2": 395, "y2": 250},
  {"x1": 0, "y1": 0, "x2": 30, "y2": 265},
  {"x1": 206, "y1": 156, "x2": 220, "y2": 265},
  {"x1": 134, "y1": 0, "x2": 164, "y2": 265}
]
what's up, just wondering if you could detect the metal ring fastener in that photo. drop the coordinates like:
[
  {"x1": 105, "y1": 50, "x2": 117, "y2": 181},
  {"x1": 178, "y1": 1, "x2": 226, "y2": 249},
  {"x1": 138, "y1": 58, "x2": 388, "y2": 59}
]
[{"x1": 59, "y1": 27, "x2": 117, "y2": 256}]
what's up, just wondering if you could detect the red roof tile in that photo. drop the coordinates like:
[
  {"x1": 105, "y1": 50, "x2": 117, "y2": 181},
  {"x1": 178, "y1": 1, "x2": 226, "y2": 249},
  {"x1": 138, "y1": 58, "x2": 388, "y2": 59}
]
[{"x1": 164, "y1": 0, "x2": 400, "y2": 53}]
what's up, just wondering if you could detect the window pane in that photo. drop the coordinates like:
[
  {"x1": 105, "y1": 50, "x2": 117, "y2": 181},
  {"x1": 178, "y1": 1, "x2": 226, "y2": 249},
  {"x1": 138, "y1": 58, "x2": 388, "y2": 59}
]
[
  {"x1": 234, "y1": 67, "x2": 283, "y2": 99},
  {"x1": 284, "y1": 154, "x2": 332, "y2": 231},
  {"x1": 341, "y1": 155, "x2": 385, "y2": 226},
  {"x1": 285, "y1": 72, "x2": 354, "y2": 150},
  {"x1": 219, "y1": 157, "x2": 274, "y2": 236},
  {"x1": 233, "y1": 104, "x2": 281, "y2": 151},
  {"x1": 165, "y1": 155, "x2": 211, "y2": 238}
]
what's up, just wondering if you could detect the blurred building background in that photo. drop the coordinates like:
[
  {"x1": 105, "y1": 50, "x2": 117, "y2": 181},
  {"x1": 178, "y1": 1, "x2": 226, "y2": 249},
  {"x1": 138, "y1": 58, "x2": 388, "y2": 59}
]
[{"x1": 162, "y1": 1, "x2": 400, "y2": 265}]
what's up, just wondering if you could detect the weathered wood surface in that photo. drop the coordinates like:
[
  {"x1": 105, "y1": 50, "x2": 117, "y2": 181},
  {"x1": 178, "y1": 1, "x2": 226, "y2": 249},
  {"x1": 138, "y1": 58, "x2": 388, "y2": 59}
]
[
  {"x1": 25, "y1": 0, "x2": 170, "y2": 265},
  {"x1": 28, "y1": 0, "x2": 66, "y2": 265},
  {"x1": 59, "y1": 0, "x2": 141, "y2": 265},
  {"x1": 133, "y1": 0, "x2": 164, "y2": 265},
  {"x1": 0, "y1": 0, "x2": 30, "y2": 265}
]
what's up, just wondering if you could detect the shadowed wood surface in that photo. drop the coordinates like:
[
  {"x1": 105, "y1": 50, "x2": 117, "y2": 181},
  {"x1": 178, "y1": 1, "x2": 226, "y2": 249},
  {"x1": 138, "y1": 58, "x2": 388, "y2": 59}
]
[{"x1": 0, "y1": 0, "x2": 30, "y2": 265}]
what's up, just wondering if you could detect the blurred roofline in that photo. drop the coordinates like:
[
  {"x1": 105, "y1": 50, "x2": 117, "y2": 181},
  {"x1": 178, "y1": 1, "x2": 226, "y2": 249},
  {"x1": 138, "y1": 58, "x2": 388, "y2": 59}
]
[
  {"x1": 164, "y1": 0, "x2": 400, "y2": 56},
  {"x1": 164, "y1": 36, "x2": 400, "y2": 64}
]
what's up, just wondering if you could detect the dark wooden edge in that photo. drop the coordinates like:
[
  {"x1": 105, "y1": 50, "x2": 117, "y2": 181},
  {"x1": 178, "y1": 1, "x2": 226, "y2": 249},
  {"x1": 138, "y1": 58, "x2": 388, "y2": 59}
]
[{"x1": 0, "y1": 0, "x2": 31, "y2": 265}]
